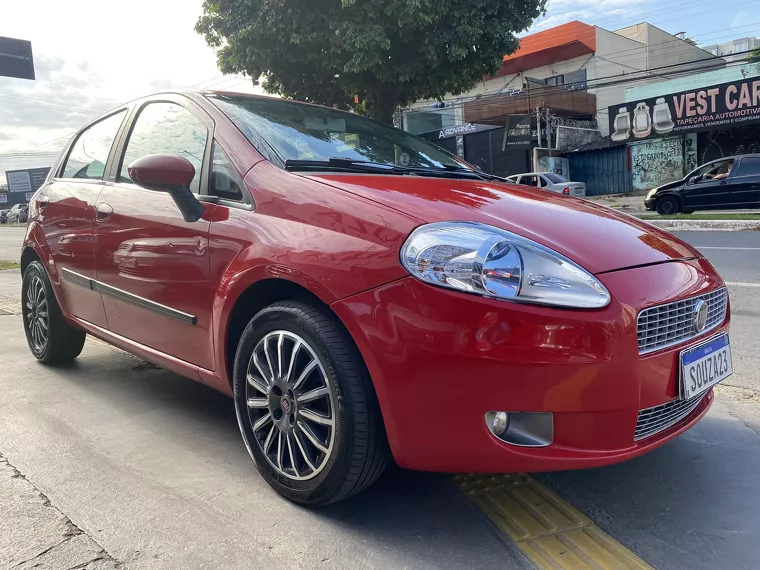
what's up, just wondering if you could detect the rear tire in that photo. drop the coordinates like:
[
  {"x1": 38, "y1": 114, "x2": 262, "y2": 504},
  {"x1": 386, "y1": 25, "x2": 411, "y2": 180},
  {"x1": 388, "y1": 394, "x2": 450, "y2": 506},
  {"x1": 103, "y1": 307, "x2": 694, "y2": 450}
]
[
  {"x1": 233, "y1": 300, "x2": 388, "y2": 506},
  {"x1": 656, "y1": 196, "x2": 680, "y2": 215},
  {"x1": 22, "y1": 261, "x2": 86, "y2": 364}
]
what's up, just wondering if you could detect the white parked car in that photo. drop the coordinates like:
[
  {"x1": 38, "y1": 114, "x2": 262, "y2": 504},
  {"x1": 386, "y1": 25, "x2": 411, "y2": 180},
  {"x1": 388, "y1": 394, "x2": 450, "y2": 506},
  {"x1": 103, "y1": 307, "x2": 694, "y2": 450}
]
[{"x1": 505, "y1": 172, "x2": 586, "y2": 197}]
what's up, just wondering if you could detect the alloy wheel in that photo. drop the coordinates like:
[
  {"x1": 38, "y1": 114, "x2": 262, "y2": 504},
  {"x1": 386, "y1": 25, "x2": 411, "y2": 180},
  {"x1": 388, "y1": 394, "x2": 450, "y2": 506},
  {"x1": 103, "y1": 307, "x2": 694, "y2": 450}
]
[
  {"x1": 246, "y1": 331, "x2": 336, "y2": 481},
  {"x1": 25, "y1": 275, "x2": 49, "y2": 353}
]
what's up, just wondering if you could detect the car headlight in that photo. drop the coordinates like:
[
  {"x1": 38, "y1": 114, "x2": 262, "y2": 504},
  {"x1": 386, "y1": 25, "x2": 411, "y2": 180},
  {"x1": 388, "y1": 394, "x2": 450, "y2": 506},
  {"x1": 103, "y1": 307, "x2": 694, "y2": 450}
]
[
  {"x1": 646, "y1": 188, "x2": 658, "y2": 200},
  {"x1": 400, "y1": 222, "x2": 610, "y2": 309}
]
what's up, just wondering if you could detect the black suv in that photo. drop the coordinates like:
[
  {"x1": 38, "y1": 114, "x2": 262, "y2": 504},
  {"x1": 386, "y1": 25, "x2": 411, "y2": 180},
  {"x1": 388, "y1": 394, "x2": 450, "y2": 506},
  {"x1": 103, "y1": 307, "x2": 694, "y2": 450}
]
[{"x1": 645, "y1": 154, "x2": 760, "y2": 215}]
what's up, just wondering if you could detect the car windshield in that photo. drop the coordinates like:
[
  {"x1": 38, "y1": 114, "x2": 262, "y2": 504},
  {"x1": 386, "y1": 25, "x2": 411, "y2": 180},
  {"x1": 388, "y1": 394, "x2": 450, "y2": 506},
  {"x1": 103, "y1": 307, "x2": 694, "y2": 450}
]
[
  {"x1": 543, "y1": 173, "x2": 567, "y2": 183},
  {"x1": 207, "y1": 94, "x2": 467, "y2": 171}
]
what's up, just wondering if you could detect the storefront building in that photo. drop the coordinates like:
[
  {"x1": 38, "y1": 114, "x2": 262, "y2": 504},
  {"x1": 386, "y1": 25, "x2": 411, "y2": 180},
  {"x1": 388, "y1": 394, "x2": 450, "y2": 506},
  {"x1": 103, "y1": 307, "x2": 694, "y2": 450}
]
[
  {"x1": 611, "y1": 62, "x2": 760, "y2": 191},
  {"x1": 402, "y1": 20, "x2": 719, "y2": 178}
]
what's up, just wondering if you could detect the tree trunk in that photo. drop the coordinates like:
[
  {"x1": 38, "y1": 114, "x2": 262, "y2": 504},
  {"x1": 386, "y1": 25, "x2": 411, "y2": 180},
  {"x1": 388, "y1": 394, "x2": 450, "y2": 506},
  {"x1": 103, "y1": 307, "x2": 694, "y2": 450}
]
[{"x1": 371, "y1": 91, "x2": 396, "y2": 125}]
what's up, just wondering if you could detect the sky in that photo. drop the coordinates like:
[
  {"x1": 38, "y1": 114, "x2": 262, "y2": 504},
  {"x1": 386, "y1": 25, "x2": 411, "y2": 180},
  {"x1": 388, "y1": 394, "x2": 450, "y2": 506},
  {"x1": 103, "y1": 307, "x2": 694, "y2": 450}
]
[{"x1": 1, "y1": 0, "x2": 759, "y2": 184}]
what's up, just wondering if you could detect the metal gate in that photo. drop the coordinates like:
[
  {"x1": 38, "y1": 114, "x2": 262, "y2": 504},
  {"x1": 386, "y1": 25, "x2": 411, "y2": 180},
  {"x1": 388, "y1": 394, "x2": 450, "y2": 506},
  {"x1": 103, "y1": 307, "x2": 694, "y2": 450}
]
[{"x1": 568, "y1": 145, "x2": 632, "y2": 196}]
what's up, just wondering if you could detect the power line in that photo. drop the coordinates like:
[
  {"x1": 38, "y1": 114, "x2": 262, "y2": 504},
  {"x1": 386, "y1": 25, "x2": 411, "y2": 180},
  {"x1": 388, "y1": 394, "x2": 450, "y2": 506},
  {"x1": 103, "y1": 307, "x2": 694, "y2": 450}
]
[
  {"x1": 405, "y1": 44, "x2": 759, "y2": 114},
  {"x1": 532, "y1": 0, "x2": 756, "y2": 40},
  {"x1": 405, "y1": 22, "x2": 760, "y2": 111},
  {"x1": 406, "y1": 54, "x2": 755, "y2": 119}
]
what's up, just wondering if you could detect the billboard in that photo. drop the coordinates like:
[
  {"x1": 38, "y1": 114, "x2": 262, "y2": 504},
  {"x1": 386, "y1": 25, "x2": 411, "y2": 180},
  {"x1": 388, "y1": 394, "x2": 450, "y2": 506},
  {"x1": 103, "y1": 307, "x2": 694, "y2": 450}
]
[
  {"x1": 502, "y1": 115, "x2": 531, "y2": 150},
  {"x1": 609, "y1": 76, "x2": 760, "y2": 143},
  {"x1": 0, "y1": 37, "x2": 35, "y2": 80},
  {"x1": 5, "y1": 167, "x2": 51, "y2": 193}
]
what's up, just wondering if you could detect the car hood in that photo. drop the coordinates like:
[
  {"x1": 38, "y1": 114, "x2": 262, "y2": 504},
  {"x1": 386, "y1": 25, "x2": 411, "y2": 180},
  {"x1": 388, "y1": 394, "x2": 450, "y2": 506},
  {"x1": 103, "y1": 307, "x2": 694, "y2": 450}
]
[
  {"x1": 656, "y1": 179, "x2": 685, "y2": 192},
  {"x1": 307, "y1": 174, "x2": 700, "y2": 275}
]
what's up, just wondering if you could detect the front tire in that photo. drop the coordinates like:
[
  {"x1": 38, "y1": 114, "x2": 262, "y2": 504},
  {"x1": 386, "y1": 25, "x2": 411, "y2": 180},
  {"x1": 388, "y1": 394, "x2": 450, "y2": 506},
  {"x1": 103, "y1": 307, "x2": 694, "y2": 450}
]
[
  {"x1": 22, "y1": 261, "x2": 86, "y2": 364},
  {"x1": 233, "y1": 301, "x2": 388, "y2": 505},
  {"x1": 656, "y1": 196, "x2": 680, "y2": 215}
]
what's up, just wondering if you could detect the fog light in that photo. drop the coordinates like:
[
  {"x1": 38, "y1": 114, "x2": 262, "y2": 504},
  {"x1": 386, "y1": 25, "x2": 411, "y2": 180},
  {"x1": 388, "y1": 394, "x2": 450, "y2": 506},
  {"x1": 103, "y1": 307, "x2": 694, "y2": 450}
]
[
  {"x1": 492, "y1": 412, "x2": 509, "y2": 436},
  {"x1": 485, "y1": 411, "x2": 553, "y2": 447}
]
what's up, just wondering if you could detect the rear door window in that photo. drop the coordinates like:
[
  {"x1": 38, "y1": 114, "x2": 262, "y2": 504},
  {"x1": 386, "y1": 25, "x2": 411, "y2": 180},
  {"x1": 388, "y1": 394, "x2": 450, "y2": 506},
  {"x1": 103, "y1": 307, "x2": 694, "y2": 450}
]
[
  {"x1": 61, "y1": 111, "x2": 126, "y2": 180},
  {"x1": 736, "y1": 158, "x2": 760, "y2": 177},
  {"x1": 522, "y1": 175, "x2": 538, "y2": 187}
]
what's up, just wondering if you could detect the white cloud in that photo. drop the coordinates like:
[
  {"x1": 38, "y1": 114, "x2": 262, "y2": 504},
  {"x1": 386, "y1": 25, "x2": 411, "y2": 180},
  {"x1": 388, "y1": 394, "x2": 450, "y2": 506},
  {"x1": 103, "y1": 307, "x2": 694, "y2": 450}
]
[
  {"x1": 0, "y1": 0, "x2": 264, "y2": 183},
  {"x1": 526, "y1": 0, "x2": 654, "y2": 34}
]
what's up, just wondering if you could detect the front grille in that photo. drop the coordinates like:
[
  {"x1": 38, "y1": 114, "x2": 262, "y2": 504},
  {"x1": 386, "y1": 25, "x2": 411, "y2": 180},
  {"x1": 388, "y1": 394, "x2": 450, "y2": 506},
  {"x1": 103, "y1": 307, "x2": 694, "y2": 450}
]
[
  {"x1": 634, "y1": 393, "x2": 705, "y2": 441},
  {"x1": 637, "y1": 288, "x2": 727, "y2": 355}
]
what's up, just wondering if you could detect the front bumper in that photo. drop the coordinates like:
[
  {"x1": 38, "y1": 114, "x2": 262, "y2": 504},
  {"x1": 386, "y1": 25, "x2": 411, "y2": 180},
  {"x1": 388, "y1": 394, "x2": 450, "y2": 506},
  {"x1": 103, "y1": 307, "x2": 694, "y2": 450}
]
[
  {"x1": 331, "y1": 258, "x2": 728, "y2": 473},
  {"x1": 644, "y1": 198, "x2": 656, "y2": 210}
]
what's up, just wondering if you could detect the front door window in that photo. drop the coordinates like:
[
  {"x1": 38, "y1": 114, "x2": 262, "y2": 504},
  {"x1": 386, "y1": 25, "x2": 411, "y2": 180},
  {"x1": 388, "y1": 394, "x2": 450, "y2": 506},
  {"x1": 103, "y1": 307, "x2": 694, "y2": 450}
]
[
  {"x1": 694, "y1": 160, "x2": 734, "y2": 183},
  {"x1": 118, "y1": 102, "x2": 208, "y2": 192}
]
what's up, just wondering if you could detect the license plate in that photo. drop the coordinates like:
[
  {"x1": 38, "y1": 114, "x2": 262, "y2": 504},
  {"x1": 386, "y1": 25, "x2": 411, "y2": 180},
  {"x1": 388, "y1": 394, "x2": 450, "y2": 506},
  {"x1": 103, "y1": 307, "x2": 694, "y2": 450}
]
[{"x1": 680, "y1": 334, "x2": 732, "y2": 400}]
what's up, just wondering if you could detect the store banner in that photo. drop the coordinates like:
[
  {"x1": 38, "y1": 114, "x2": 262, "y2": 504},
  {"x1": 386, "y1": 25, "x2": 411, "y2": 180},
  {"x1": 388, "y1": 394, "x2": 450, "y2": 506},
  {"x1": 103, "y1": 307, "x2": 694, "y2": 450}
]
[
  {"x1": 417, "y1": 122, "x2": 499, "y2": 141},
  {"x1": 502, "y1": 114, "x2": 531, "y2": 150},
  {"x1": 609, "y1": 76, "x2": 760, "y2": 143}
]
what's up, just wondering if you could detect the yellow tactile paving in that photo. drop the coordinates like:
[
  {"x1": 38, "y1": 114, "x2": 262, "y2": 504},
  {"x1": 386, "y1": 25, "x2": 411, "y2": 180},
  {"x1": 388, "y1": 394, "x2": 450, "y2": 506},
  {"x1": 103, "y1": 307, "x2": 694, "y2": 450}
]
[{"x1": 453, "y1": 474, "x2": 654, "y2": 570}]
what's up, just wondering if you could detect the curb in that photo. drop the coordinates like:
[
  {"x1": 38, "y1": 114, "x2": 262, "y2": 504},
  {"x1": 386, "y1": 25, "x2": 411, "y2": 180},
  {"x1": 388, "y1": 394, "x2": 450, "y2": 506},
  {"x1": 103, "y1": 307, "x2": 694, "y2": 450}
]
[{"x1": 640, "y1": 219, "x2": 760, "y2": 231}]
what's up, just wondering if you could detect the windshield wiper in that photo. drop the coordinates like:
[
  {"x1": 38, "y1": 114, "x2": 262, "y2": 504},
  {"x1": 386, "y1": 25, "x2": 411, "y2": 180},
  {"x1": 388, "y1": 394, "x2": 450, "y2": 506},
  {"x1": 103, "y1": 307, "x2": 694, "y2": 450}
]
[
  {"x1": 284, "y1": 157, "x2": 398, "y2": 174},
  {"x1": 285, "y1": 157, "x2": 505, "y2": 181}
]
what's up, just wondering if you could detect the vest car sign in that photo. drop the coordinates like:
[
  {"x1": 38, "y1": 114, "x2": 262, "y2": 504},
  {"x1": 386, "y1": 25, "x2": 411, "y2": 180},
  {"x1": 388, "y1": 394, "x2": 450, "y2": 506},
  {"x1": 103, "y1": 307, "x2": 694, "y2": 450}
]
[{"x1": 609, "y1": 76, "x2": 760, "y2": 143}]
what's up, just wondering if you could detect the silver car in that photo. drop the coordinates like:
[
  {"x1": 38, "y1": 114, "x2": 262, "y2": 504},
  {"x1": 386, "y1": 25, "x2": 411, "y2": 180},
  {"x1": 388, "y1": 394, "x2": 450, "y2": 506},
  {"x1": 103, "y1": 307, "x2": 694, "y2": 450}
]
[{"x1": 505, "y1": 172, "x2": 586, "y2": 197}]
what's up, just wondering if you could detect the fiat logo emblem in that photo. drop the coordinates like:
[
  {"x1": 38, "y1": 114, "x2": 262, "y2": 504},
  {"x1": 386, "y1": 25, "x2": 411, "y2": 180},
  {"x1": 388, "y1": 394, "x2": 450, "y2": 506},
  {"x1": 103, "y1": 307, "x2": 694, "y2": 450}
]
[
  {"x1": 280, "y1": 395, "x2": 293, "y2": 414},
  {"x1": 693, "y1": 299, "x2": 708, "y2": 333}
]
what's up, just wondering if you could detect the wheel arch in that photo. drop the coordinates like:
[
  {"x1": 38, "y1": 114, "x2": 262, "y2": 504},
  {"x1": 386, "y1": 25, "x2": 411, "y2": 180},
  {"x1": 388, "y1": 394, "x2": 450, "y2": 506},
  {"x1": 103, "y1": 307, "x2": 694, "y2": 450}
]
[
  {"x1": 656, "y1": 192, "x2": 684, "y2": 212},
  {"x1": 222, "y1": 277, "x2": 361, "y2": 391},
  {"x1": 21, "y1": 246, "x2": 40, "y2": 274}
]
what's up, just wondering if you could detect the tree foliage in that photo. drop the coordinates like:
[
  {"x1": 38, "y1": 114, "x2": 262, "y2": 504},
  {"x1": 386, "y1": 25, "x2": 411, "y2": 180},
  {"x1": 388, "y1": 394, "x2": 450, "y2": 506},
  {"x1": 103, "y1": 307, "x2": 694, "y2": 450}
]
[
  {"x1": 748, "y1": 47, "x2": 760, "y2": 63},
  {"x1": 196, "y1": 0, "x2": 546, "y2": 123}
]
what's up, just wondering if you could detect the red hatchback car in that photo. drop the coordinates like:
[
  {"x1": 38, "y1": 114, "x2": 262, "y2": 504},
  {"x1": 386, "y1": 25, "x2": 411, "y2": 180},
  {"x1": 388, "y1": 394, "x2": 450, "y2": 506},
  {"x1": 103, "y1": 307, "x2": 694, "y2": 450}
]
[{"x1": 22, "y1": 91, "x2": 732, "y2": 505}]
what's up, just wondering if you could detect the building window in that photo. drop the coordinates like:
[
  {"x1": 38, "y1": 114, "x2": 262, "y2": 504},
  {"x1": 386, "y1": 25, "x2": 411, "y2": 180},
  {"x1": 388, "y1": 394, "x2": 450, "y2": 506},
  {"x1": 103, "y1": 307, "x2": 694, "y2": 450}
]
[
  {"x1": 545, "y1": 75, "x2": 565, "y2": 86},
  {"x1": 735, "y1": 41, "x2": 749, "y2": 53}
]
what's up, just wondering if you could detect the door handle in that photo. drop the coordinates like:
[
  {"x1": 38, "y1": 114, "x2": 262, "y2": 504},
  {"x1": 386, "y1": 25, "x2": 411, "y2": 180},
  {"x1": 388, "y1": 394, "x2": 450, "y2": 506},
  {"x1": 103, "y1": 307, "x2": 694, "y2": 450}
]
[
  {"x1": 95, "y1": 203, "x2": 113, "y2": 223},
  {"x1": 719, "y1": 180, "x2": 728, "y2": 185}
]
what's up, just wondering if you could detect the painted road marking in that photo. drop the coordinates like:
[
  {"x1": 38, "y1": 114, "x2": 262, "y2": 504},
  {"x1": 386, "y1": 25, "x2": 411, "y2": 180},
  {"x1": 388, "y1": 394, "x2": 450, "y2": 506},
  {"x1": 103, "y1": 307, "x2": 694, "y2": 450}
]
[
  {"x1": 726, "y1": 282, "x2": 760, "y2": 288},
  {"x1": 454, "y1": 473, "x2": 653, "y2": 570}
]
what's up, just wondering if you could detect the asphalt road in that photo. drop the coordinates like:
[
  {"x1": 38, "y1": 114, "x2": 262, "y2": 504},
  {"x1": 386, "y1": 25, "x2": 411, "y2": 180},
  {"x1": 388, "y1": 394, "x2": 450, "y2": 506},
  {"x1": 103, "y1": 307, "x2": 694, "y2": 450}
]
[
  {"x1": 0, "y1": 227, "x2": 759, "y2": 569},
  {"x1": 0, "y1": 226, "x2": 24, "y2": 263}
]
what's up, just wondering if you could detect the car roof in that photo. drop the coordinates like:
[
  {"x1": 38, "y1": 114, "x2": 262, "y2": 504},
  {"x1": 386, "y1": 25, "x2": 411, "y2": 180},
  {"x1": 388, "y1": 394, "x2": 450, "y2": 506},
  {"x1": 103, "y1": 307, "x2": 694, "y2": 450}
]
[{"x1": 706, "y1": 154, "x2": 760, "y2": 162}]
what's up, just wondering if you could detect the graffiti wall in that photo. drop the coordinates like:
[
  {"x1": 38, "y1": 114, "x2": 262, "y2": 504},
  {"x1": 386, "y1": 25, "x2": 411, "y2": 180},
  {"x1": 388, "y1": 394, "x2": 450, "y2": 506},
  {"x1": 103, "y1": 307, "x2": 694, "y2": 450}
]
[{"x1": 630, "y1": 137, "x2": 684, "y2": 191}]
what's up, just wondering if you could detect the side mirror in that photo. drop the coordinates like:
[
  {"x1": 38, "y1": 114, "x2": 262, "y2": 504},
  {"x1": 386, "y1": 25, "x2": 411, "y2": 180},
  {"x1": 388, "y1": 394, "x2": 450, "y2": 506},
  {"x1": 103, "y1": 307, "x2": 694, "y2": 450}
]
[
  {"x1": 127, "y1": 155, "x2": 204, "y2": 223},
  {"x1": 689, "y1": 176, "x2": 698, "y2": 184}
]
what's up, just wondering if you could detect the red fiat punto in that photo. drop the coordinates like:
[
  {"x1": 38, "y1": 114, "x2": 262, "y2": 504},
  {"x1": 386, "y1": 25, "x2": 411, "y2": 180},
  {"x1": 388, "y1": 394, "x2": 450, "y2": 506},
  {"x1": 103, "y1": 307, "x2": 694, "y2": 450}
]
[{"x1": 21, "y1": 91, "x2": 732, "y2": 505}]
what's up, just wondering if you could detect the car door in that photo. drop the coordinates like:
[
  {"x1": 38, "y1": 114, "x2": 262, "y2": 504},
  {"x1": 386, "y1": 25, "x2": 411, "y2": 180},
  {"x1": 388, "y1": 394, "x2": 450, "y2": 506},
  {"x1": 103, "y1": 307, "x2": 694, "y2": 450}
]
[
  {"x1": 728, "y1": 157, "x2": 760, "y2": 207},
  {"x1": 38, "y1": 110, "x2": 128, "y2": 327},
  {"x1": 682, "y1": 159, "x2": 737, "y2": 210},
  {"x1": 93, "y1": 97, "x2": 217, "y2": 370}
]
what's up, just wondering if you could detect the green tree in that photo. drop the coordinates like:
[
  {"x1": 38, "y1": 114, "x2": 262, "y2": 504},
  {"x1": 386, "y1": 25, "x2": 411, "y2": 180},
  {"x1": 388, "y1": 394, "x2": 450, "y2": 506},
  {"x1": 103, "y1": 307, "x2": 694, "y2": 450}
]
[
  {"x1": 196, "y1": 0, "x2": 546, "y2": 124},
  {"x1": 748, "y1": 47, "x2": 760, "y2": 63}
]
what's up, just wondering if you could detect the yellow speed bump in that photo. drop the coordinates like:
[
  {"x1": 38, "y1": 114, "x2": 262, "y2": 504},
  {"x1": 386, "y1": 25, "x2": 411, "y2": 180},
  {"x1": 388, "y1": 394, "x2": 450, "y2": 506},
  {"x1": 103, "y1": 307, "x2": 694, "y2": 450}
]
[{"x1": 454, "y1": 474, "x2": 653, "y2": 570}]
